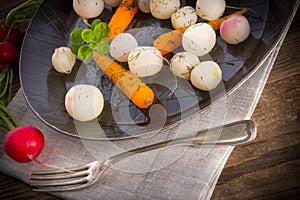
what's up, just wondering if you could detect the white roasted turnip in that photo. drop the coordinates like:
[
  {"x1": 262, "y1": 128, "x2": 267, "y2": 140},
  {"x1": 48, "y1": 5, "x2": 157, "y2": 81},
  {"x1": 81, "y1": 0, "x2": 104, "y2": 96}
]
[
  {"x1": 170, "y1": 52, "x2": 200, "y2": 80},
  {"x1": 150, "y1": 0, "x2": 180, "y2": 20},
  {"x1": 109, "y1": 33, "x2": 138, "y2": 62},
  {"x1": 182, "y1": 23, "x2": 216, "y2": 57},
  {"x1": 190, "y1": 61, "x2": 222, "y2": 91},
  {"x1": 196, "y1": 0, "x2": 226, "y2": 21},
  {"x1": 73, "y1": 0, "x2": 104, "y2": 21},
  {"x1": 104, "y1": 0, "x2": 122, "y2": 7},
  {"x1": 128, "y1": 46, "x2": 163, "y2": 77},
  {"x1": 171, "y1": 6, "x2": 198, "y2": 29},
  {"x1": 65, "y1": 84, "x2": 105, "y2": 122},
  {"x1": 138, "y1": 0, "x2": 151, "y2": 13}
]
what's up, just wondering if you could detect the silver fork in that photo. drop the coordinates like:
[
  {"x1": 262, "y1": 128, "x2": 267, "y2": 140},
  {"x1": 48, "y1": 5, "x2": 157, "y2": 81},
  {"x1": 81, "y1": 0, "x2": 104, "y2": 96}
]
[{"x1": 30, "y1": 120, "x2": 256, "y2": 192}]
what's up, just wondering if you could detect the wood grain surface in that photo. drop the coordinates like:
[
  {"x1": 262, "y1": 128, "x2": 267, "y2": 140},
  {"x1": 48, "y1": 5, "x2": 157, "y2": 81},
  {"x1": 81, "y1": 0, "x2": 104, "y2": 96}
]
[
  {"x1": 0, "y1": 6, "x2": 299, "y2": 200},
  {"x1": 212, "y1": 10, "x2": 300, "y2": 200}
]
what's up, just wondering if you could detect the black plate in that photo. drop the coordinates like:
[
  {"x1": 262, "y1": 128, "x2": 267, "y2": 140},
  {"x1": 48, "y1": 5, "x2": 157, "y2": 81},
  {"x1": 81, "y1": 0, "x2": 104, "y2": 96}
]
[{"x1": 20, "y1": 0, "x2": 298, "y2": 139}]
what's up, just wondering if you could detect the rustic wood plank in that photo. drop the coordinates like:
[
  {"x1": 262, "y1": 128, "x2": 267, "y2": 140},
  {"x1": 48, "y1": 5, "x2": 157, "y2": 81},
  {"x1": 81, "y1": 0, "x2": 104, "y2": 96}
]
[
  {"x1": 212, "y1": 9, "x2": 300, "y2": 200},
  {"x1": 213, "y1": 159, "x2": 300, "y2": 199}
]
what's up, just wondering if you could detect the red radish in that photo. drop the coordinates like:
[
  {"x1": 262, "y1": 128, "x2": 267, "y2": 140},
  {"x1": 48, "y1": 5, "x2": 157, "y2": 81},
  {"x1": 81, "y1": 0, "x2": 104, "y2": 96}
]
[
  {"x1": 0, "y1": 42, "x2": 20, "y2": 67},
  {"x1": 0, "y1": 26, "x2": 7, "y2": 42},
  {"x1": 3, "y1": 125, "x2": 73, "y2": 171},
  {"x1": 0, "y1": 25, "x2": 22, "y2": 45},
  {"x1": 4, "y1": 126, "x2": 45, "y2": 163},
  {"x1": 220, "y1": 14, "x2": 251, "y2": 44}
]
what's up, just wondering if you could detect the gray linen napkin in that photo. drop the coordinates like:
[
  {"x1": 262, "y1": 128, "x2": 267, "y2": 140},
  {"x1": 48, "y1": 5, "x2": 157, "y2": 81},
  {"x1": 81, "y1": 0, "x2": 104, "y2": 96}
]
[{"x1": 0, "y1": 24, "x2": 290, "y2": 200}]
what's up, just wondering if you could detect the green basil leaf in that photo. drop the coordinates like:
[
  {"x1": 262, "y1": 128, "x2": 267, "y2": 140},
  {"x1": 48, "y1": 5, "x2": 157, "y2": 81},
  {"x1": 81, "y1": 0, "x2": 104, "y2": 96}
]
[
  {"x1": 78, "y1": 46, "x2": 92, "y2": 61},
  {"x1": 81, "y1": 29, "x2": 96, "y2": 43},
  {"x1": 70, "y1": 44, "x2": 82, "y2": 55},
  {"x1": 89, "y1": 42, "x2": 97, "y2": 50},
  {"x1": 96, "y1": 39, "x2": 110, "y2": 54},
  {"x1": 90, "y1": 19, "x2": 102, "y2": 30},
  {"x1": 70, "y1": 28, "x2": 83, "y2": 44},
  {"x1": 94, "y1": 22, "x2": 110, "y2": 40}
]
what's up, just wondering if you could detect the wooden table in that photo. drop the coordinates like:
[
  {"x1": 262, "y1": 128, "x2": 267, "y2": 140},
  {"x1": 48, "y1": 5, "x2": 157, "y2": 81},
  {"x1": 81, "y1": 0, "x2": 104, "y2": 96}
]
[
  {"x1": 212, "y1": 10, "x2": 300, "y2": 200},
  {"x1": 0, "y1": 7, "x2": 299, "y2": 200}
]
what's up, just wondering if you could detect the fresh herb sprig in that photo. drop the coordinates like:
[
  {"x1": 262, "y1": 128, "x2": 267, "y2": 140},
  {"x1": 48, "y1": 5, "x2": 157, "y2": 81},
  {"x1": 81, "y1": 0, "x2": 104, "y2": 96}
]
[{"x1": 70, "y1": 19, "x2": 111, "y2": 61}]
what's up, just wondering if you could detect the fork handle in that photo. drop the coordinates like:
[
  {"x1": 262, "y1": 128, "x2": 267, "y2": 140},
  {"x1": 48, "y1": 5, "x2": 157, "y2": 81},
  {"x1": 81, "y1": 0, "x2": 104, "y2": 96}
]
[{"x1": 105, "y1": 120, "x2": 256, "y2": 165}]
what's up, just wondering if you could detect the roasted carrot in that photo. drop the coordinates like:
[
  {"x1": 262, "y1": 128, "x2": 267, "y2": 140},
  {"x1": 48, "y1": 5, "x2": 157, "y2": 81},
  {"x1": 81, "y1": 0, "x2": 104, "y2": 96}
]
[
  {"x1": 93, "y1": 51, "x2": 154, "y2": 109},
  {"x1": 108, "y1": 0, "x2": 139, "y2": 38},
  {"x1": 153, "y1": 8, "x2": 248, "y2": 55},
  {"x1": 153, "y1": 27, "x2": 187, "y2": 55}
]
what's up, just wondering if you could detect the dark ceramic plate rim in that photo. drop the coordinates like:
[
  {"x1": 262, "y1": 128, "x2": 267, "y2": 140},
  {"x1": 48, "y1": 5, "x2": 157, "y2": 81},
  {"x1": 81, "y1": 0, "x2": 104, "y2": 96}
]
[{"x1": 19, "y1": 0, "x2": 299, "y2": 140}]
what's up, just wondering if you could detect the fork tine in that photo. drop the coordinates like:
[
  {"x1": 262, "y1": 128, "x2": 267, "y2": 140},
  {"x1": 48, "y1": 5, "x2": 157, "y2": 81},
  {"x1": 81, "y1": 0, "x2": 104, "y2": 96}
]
[
  {"x1": 30, "y1": 165, "x2": 108, "y2": 192},
  {"x1": 29, "y1": 161, "x2": 104, "y2": 192},
  {"x1": 31, "y1": 165, "x2": 90, "y2": 175},
  {"x1": 32, "y1": 182, "x2": 93, "y2": 192},
  {"x1": 30, "y1": 176, "x2": 88, "y2": 187},
  {"x1": 30, "y1": 171, "x2": 88, "y2": 180}
]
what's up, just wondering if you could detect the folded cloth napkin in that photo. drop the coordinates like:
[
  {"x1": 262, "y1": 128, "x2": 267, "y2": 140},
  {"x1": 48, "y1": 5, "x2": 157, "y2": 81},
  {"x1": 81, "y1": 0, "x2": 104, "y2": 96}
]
[{"x1": 0, "y1": 26, "x2": 290, "y2": 200}]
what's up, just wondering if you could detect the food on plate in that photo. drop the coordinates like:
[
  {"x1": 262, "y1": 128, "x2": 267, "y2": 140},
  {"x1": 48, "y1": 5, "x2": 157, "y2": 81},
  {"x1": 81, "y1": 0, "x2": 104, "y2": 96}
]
[
  {"x1": 182, "y1": 23, "x2": 216, "y2": 57},
  {"x1": 108, "y1": 0, "x2": 139, "y2": 38},
  {"x1": 51, "y1": 47, "x2": 76, "y2": 74},
  {"x1": 65, "y1": 1, "x2": 252, "y2": 115},
  {"x1": 207, "y1": 8, "x2": 248, "y2": 30},
  {"x1": 153, "y1": 27, "x2": 187, "y2": 55},
  {"x1": 69, "y1": 20, "x2": 155, "y2": 109},
  {"x1": 4, "y1": 126, "x2": 44, "y2": 163},
  {"x1": 109, "y1": 33, "x2": 138, "y2": 62},
  {"x1": 153, "y1": 9, "x2": 248, "y2": 55},
  {"x1": 65, "y1": 84, "x2": 105, "y2": 122},
  {"x1": 220, "y1": 14, "x2": 251, "y2": 44},
  {"x1": 196, "y1": 0, "x2": 226, "y2": 21},
  {"x1": 128, "y1": 46, "x2": 163, "y2": 77},
  {"x1": 73, "y1": 0, "x2": 104, "y2": 20},
  {"x1": 190, "y1": 61, "x2": 222, "y2": 91},
  {"x1": 104, "y1": 0, "x2": 122, "y2": 7},
  {"x1": 93, "y1": 51, "x2": 155, "y2": 108},
  {"x1": 69, "y1": 20, "x2": 110, "y2": 61},
  {"x1": 150, "y1": 0, "x2": 180, "y2": 20},
  {"x1": 171, "y1": 6, "x2": 198, "y2": 29},
  {"x1": 170, "y1": 52, "x2": 200, "y2": 80},
  {"x1": 138, "y1": 0, "x2": 151, "y2": 13}
]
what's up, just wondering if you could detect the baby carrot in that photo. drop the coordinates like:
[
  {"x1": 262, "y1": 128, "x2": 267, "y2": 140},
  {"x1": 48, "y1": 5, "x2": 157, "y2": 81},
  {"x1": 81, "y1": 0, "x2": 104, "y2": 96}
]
[
  {"x1": 108, "y1": 0, "x2": 139, "y2": 38},
  {"x1": 153, "y1": 27, "x2": 187, "y2": 55},
  {"x1": 93, "y1": 51, "x2": 154, "y2": 109}
]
